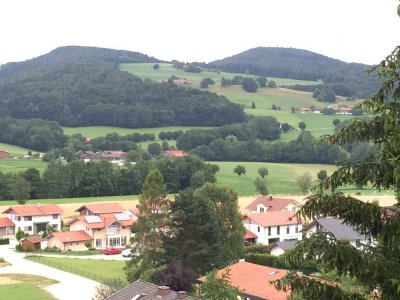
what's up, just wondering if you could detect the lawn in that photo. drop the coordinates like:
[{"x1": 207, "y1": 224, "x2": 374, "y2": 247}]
[
  {"x1": 26, "y1": 256, "x2": 127, "y2": 283},
  {"x1": 0, "y1": 274, "x2": 58, "y2": 300},
  {"x1": 120, "y1": 63, "x2": 321, "y2": 88},
  {"x1": 0, "y1": 159, "x2": 48, "y2": 173},
  {"x1": 0, "y1": 143, "x2": 35, "y2": 157}
]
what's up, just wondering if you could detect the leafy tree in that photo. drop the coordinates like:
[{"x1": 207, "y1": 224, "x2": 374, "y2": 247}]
[
  {"x1": 274, "y1": 44, "x2": 400, "y2": 299},
  {"x1": 153, "y1": 63, "x2": 160, "y2": 70},
  {"x1": 254, "y1": 177, "x2": 268, "y2": 195},
  {"x1": 251, "y1": 102, "x2": 256, "y2": 109},
  {"x1": 281, "y1": 123, "x2": 292, "y2": 133},
  {"x1": 8, "y1": 174, "x2": 31, "y2": 204},
  {"x1": 161, "y1": 140, "x2": 170, "y2": 151},
  {"x1": 316, "y1": 169, "x2": 327, "y2": 181},
  {"x1": 256, "y1": 76, "x2": 267, "y2": 87},
  {"x1": 332, "y1": 118, "x2": 341, "y2": 127},
  {"x1": 242, "y1": 77, "x2": 258, "y2": 92},
  {"x1": 233, "y1": 165, "x2": 246, "y2": 176},
  {"x1": 295, "y1": 172, "x2": 312, "y2": 195},
  {"x1": 148, "y1": 142, "x2": 162, "y2": 157},
  {"x1": 200, "y1": 269, "x2": 241, "y2": 300},
  {"x1": 268, "y1": 80, "x2": 277, "y2": 88},
  {"x1": 313, "y1": 85, "x2": 336, "y2": 103},
  {"x1": 200, "y1": 78, "x2": 215, "y2": 88},
  {"x1": 257, "y1": 167, "x2": 269, "y2": 178},
  {"x1": 158, "y1": 261, "x2": 195, "y2": 292},
  {"x1": 92, "y1": 278, "x2": 127, "y2": 300},
  {"x1": 16, "y1": 228, "x2": 27, "y2": 241},
  {"x1": 298, "y1": 121, "x2": 306, "y2": 131}
]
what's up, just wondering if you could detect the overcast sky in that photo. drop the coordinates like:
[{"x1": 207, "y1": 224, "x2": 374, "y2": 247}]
[{"x1": 1, "y1": 0, "x2": 399, "y2": 66}]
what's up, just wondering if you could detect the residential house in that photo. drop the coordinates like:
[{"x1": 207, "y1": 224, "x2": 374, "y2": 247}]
[
  {"x1": 300, "y1": 107, "x2": 311, "y2": 113},
  {"x1": 164, "y1": 150, "x2": 187, "y2": 157},
  {"x1": 198, "y1": 261, "x2": 290, "y2": 300},
  {"x1": 0, "y1": 151, "x2": 10, "y2": 159},
  {"x1": 243, "y1": 211, "x2": 302, "y2": 245},
  {"x1": 246, "y1": 195, "x2": 301, "y2": 214},
  {"x1": 0, "y1": 217, "x2": 15, "y2": 236},
  {"x1": 244, "y1": 229, "x2": 257, "y2": 245},
  {"x1": 46, "y1": 230, "x2": 93, "y2": 251},
  {"x1": 20, "y1": 235, "x2": 44, "y2": 252},
  {"x1": 172, "y1": 79, "x2": 190, "y2": 87},
  {"x1": 304, "y1": 217, "x2": 373, "y2": 249},
  {"x1": 76, "y1": 150, "x2": 128, "y2": 165},
  {"x1": 270, "y1": 240, "x2": 298, "y2": 256},
  {"x1": 106, "y1": 279, "x2": 198, "y2": 300},
  {"x1": 69, "y1": 203, "x2": 137, "y2": 249},
  {"x1": 2, "y1": 204, "x2": 63, "y2": 235}
]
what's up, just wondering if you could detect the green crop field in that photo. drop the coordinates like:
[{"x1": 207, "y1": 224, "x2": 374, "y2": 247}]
[
  {"x1": 26, "y1": 256, "x2": 127, "y2": 283},
  {"x1": 0, "y1": 159, "x2": 48, "y2": 173},
  {"x1": 120, "y1": 63, "x2": 321, "y2": 88},
  {"x1": 0, "y1": 143, "x2": 35, "y2": 157}
]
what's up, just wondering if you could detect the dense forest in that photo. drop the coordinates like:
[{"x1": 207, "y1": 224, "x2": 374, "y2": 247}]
[
  {"x1": 0, "y1": 46, "x2": 246, "y2": 128},
  {"x1": 208, "y1": 47, "x2": 380, "y2": 98}
]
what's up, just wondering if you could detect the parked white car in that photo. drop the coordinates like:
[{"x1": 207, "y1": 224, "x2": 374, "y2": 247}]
[{"x1": 121, "y1": 248, "x2": 140, "y2": 257}]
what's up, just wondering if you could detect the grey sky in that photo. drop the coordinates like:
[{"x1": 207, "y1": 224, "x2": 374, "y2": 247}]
[{"x1": 1, "y1": 0, "x2": 399, "y2": 65}]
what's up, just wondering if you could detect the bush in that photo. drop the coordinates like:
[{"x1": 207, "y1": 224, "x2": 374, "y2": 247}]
[
  {"x1": 43, "y1": 246, "x2": 61, "y2": 253},
  {"x1": 244, "y1": 253, "x2": 286, "y2": 268},
  {"x1": 244, "y1": 244, "x2": 270, "y2": 254},
  {"x1": 0, "y1": 238, "x2": 9, "y2": 245}
]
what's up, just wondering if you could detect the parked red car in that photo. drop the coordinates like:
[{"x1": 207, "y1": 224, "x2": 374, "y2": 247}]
[{"x1": 103, "y1": 247, "x2": 121, "y2": 255}]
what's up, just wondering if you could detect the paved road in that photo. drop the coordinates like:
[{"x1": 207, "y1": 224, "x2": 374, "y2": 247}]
[{"x1": 0, "y1": 243, "x2": 100, "y2": 300}]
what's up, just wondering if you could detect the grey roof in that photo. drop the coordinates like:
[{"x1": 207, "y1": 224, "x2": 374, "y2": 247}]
[
  {"x1": 274, "y1": 240, "x2": 297, "y2": 251},
  {"x1": 315, "y1": 217, "x2": 365, "y2": 241},
  {"x1": 106, "y1": 279, "x2": 198, "y2": 300}
]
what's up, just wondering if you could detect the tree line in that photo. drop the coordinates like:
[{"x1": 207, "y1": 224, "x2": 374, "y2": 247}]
[{"x1": 0, "y1": 155, "x2": 218, "y2": 201}]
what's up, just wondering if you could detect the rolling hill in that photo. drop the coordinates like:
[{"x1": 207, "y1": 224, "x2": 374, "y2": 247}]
[{"x1": 208, "y1": 47, "x2": 381, "y2": 98}]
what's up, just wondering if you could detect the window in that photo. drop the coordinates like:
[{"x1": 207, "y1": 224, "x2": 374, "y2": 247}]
[
  {"x1": 286, "y1": 227, "x2": 290, "y2": 234},
  {"x1": 295, "y1": 226, "x2": 299, "y2": 233},
  {"x1": 15, "y1": 216, "x2": 21, "y2": 221},
  {"x1": 121, "y1": 236, "x2": 127, "y2": 246},
  {"x1": 259, "y1": 207, "x2": 265, "y2": 213},
  {"x1": 277, "y1": 226, "x2": 280, "y2": 235},
  {"x1": 24, "y1": 216, "x2": 32, "y2": 221},
  {"x1": 257, "y1": 226, "x2": 260, "y2": 232},
  {"x1": 268, "y1": 227, "x2": 271, "y2": 236},
  {"x1": 24, "y1": 226, "x2": 32, "y2": 231},
  {"x1": 355, "y1": 240, "x2": 361, "y2": 248},
  {"x1": 86, "y1": 227, "x2": 90, "y2": 232},
  {"x1": 53, "y1": 214, "x2": 58, "y2": 219},
  {"x1": 292, "y1": 207, "x2": 296, "y2": 212},
  {"x1": 96, "y1": 239, "x2": 102, "y2": 247},
  {"x1": 53, "y1": 224, "x2": 58, "y2": 229}
]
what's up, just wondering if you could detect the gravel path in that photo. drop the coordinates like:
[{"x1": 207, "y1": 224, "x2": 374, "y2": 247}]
[{"x1": 0, "y1": 243, "x2": 100, "y2": 300}]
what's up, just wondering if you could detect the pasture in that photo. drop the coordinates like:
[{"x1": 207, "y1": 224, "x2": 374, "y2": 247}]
[
  {"x1": 0, "y1": 143, "x2": 33, "y2": 157},
  {"x1": 119, "y1": 63, "x2": 321, "y2": 88},
  {"x1": 0, "y1": 159, "x2": 48, "y2": 173}
]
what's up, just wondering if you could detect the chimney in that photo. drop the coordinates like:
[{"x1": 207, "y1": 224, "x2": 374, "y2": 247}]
[
  {"x1": 157, "y1": 286, "x2": 170, "y2": 297},
  {"x1": 176, "y1": 291, "x2": 187, "y2": 300},
  {"x1": 268, "y1": 194, "x2": 273, "y2": 201}
]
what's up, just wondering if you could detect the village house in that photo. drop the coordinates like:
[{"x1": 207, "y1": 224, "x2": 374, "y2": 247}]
[
  {"x1": 2, "y1": 204, "x2": 63, "y2": 235},
  {"x1": 198, "y1": 260, "x2": 290, "y2": 300},
  {"x1": 304, "y1": 217, "x2": 373, "y2": 249},
  {"x1": 68, "y1": 203, "x2": 138, "y2": 249},
  {"x1": 76, "y1": 150, "x2": 128, "y2": 165},
  {"x1": 20, "y1": 235, "x2": 45, "y2": 252},
  {"x1": 0, "y1": 150, "x2": 10, "y2": 159},
  {"x1": 270, "y1": 240, "x2": 298, "y2": 256},
  {"x1": 0, "y1": 217, "x2": 15, "y2": 236},
  {"x1": 243, "y1": 211, "x2": 302, "y2": 245},
  {"x1": 164, "y1": 150, "x2": 187, "y2": 157},
  {"x1": 106, "y1": 279, "x2": 198, "y2": 300},
  {"x1": 46, "y1": 230, "x2": 93, "y2": 251},
  {"x1": 246, "y1": 195, "x2": 301, "y2": 214}
]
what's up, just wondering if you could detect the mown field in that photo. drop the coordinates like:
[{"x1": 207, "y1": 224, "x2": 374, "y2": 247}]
[
  {"x1": 0, "y1": 159, "x2": 48, "y2": 173},
  {"x1": 0, "y1": 143, "x2": 34, "y2": 157},
  {"x1": 119, "y1": 63, "x2": 321, "y2": 88}
]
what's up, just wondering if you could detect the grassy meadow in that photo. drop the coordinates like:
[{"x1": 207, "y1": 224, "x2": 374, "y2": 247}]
[
  {"x1": 0, "y1": 143, "x2": 34, "y2": 157},
  {"x1": 0, "y1": 159, "x2": 48, "y2": 173}
]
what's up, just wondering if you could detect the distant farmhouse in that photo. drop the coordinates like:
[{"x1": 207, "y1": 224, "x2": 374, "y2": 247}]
[
  {"x1": 0, "y1": 150, "x2": 10, "y2": 159},
  {"x1": 76, "y1": 150, "x2": 128, "y2": 165}
]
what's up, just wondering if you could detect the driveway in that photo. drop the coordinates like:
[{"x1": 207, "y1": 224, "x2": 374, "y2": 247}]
[{"x1": 0, "y1": 243, "x2": 100, "y2": 300}]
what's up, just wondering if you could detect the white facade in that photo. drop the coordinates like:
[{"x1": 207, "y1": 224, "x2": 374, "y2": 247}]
[
  {"x1": 243, "y1": 222, "x2": 302, "y2": 245},
  {"x1": 8, "y1": 213, "x2": 61, "y2": 235},
  {"x1": 270, "y1": 246, "x2": 285, "y2": 256}
]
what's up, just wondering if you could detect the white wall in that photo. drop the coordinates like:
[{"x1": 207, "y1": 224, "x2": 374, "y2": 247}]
[{"x1": 243, "y1": 221, "x2": 302, "y2": 245}]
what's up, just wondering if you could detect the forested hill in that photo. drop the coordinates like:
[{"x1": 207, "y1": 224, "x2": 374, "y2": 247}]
[
  {"x1": 208, "y1": 47, "x2": 380, "y2": 98},
  {"x1": 0, "y1": 46, "x2": 160, "y2": 78},
  {"x1": 0, "y1": 46, "x2": 246, "y2": 128}
]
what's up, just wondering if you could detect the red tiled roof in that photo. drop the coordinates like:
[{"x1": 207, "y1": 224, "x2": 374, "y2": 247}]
[
  {"x1": 339, "y1": 106, "x2": 352, "y2": 111},
  {"x1": 46, "y1": 230, "x2": 93, "y2": 243},
  {"x1": 69, "y1": 212, "x2": 136, "y2": 229},
  {"x1": 23, "y1": 235, "x2": 43, "y2": 243},
  {"x1": 198, "y1": 261, "x2": 289, "y2": 300},
  {"x1": 244, "y1": 211, "x2": 299, "y2": 227},
  {"x1": 164, "y1": 150, "x2": 187, "y2": 157},
  {"x1": 244, "y1": 230, "x2": 257, "y2": 239},
  {"x1": 0, "y1": 217, "x2": 15, "y2": 227},
  {"x1": 2, "y1": 204, "x2": 63, "y2": 216},
  {"x1": 246, "y1": 196, "x2": 297, "y2": 212},
  {"x1": 75, "y1": 203, "x2": 125, "y2": 214}
]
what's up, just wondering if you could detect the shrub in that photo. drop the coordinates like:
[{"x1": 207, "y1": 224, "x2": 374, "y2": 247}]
[
  {"x1": 244, "y1": 244, "x2": 270, "y2": 254},
  {"x1": 0, "y1": 238, "x2": 9, "y2": 245},
  {"x1": 244, "y1": 253, "x2": 286, "y2": 268},
  {"x1": 43, "y1": 246, "x2": 61, "y2": 253}
]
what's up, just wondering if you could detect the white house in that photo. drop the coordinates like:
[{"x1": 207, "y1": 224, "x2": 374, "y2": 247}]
[
  {"x1": 270, "y1": 240, "x2": 298, "y2": 256},
  {"x1": 304, "y1": 217, "x2": 373, "y2": 249},
  {"x1": 245, "y1": 195, "x2": 301, "y2": 214},
  {"x1": 243, "y1": 211, "x2": 302, "y2": 245},
  {"x1": 2, "y1": 204, "x2": 63, "y2": 235}
]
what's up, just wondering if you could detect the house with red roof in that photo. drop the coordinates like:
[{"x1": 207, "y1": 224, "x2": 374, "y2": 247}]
[
  {"x1": 198, "y1": 261, "x2": 290, "y2": 300},
  {"x1": 46, "y1": 230, "x2": 93, "y2": 251},
  {"x1": 0, "y1": 217, "x2": 15, "y2": 236},
  {"x1": 0, "y1": 150, "x2": 10, "y2": 159},
  {"x1": 2, "y1": 204, "x2": 63, "y2": 235},
  {"x1": 243, "y1": 211, "x2": 302, "y2": 245},
  {"x1": 246, "y1": 195, "x2": 301, "y2": 214},
  {"x1": 164, "y1": 150, "x2": 187, "y2": 157},
  {"x1": 69, "y1": 203, "x2": 138, "y2": 249},
  {"x1": 20, "y1": 235, "x2": 44, "y2": 251}
]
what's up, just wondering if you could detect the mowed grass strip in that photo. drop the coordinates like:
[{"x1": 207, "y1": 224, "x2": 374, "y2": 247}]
[
  {"x1": 0, "y1": 274, "x2": 58, "y2": 300},
  {"x1": 0, "y1": 159, "x2": 48, "y2": 173},
  {"x1": 26, "y1": 256, "x2": 127, "y2": 283}
]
